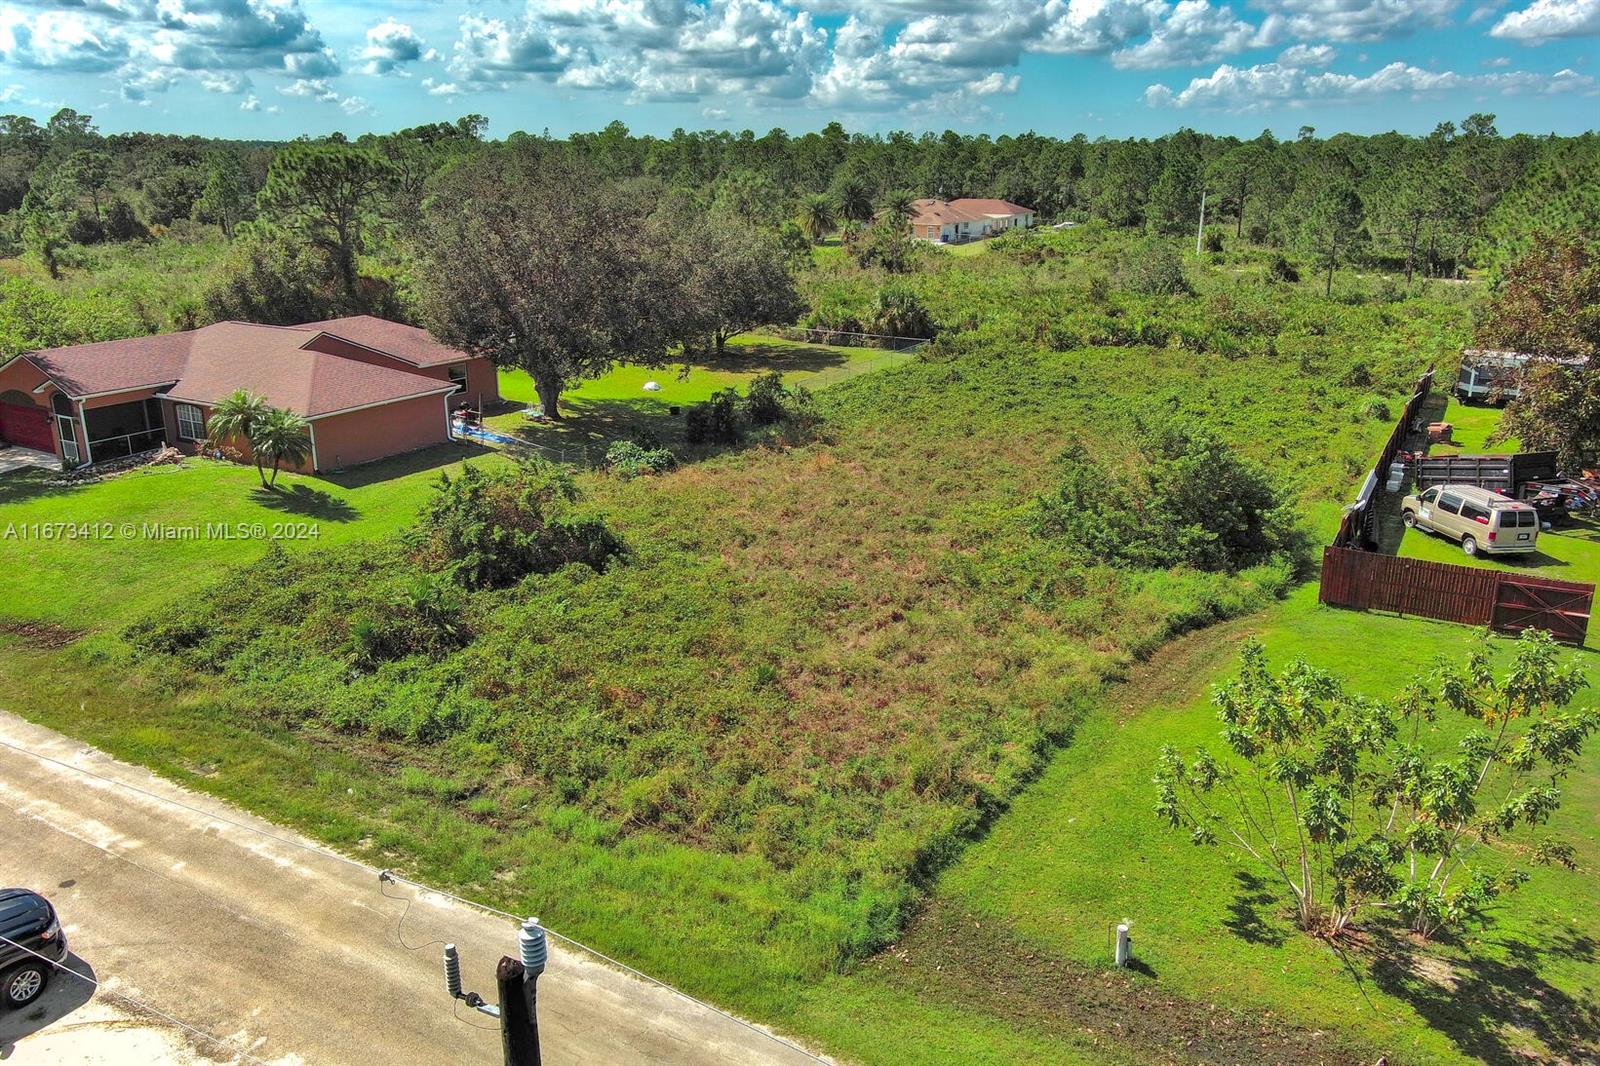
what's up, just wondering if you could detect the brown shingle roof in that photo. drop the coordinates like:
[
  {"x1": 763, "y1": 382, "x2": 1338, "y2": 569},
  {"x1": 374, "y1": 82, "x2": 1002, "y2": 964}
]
[
  {"x1": 948, "y1": 197, "x2": 1032, "y2": 217},
  {"x1": 25, "y1": 333, "x2": 190, "y2": 397},
  {"x1": 167, "y1": 323, "x2": 455, "y2": 417},
  {"x1": 907, "y1": 198, "x2": 979, "y2": 228},
  {"x1": 26, "y1": 320, "x2": 457, "y2": 417},
  {"x1": 904, "y1": 197, "x2": 1033, "y2": 230},
  {"x1": 294, "y1": 315, "x2": 470, "y2": 368}
]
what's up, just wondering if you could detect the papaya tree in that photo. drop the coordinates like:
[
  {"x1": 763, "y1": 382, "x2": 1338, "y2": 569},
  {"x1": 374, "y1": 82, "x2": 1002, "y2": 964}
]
[{"x1": 1156, "y1": 631, "x2": 1595, "y2": 940}]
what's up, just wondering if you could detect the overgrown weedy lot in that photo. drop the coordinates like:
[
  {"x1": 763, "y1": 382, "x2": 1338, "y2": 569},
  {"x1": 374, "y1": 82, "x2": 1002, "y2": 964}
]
[
  {"x1": 2, "y1": 106, "x2": 1598, "y2": 1063},
  {"x1": 10, "y1": 226, "x2": 1566, "y2": 1064}
]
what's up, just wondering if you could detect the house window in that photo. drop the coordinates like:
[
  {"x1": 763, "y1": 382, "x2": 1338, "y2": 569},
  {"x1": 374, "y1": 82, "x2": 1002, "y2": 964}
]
[
  {"x1": 176, "y1": 403, "x2": 206, "y2": 442},
  {"x1": 926, "y1": 225, "x2": 936, "y2": 238},
  {"x1": 448, "y1": 365, "x2": 468, "y2": 394}
]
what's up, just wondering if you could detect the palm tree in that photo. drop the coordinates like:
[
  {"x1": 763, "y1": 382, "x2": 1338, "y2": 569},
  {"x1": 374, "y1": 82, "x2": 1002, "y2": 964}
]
[
  {"x1": 876, "y1": 189, "x2": 917, "y2": 233},
  {"x1": 205, "y1": 389, "x2": 271, "y2": 484},
  {"x1": 796, "y1": 192, "x2": 837, "y2": 244},
  {"x1": 832, "y1": 176, "x2": 874, "y2": 223},
  {"x1": 253, "y1": 407, "x2": 313, "y2": 487}
]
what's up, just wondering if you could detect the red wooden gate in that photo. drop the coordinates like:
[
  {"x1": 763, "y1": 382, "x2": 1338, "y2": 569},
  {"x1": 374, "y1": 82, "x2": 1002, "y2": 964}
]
[
  {"x1": 1319, "y1": 546, "x2": 1594, "y2": 646},
  {"x1": 1492, "y1": 577, "x2": 1594, "y2": 646}
]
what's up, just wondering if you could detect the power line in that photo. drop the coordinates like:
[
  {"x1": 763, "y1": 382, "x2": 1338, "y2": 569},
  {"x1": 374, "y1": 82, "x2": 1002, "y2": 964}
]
[
  {"x1": 0, "y1": 930, "x2": 266, "y2": 1065},
  {"x1": 0, "y1": 734, "x2": 831, "y2": 1065}
]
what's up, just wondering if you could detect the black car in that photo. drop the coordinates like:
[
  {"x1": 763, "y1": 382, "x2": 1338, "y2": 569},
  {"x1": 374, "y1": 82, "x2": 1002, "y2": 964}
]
[{"x1": 0, "y1": 889, "x2": 67, "y2": 1009}]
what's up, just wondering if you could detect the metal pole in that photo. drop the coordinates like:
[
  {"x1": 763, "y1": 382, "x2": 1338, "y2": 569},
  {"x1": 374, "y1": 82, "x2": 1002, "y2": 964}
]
[
  {"x1": 496, "y1": 956, "x2": 538, "y2": 1066},
  {"x1": 1195, "y1": 188, "x2": 1207, "y2": 255},
  {"x1": 1114, "y1": 923, "x2": 1131, "y2": 967}
]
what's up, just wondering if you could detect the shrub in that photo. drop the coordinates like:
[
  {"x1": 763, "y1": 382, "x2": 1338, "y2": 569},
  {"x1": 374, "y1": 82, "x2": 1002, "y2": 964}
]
[
  {"x1": 800, "y1": 301, "x2": 865, "y2": 336},
  {"x1": 103, "y1": 198, "x2": 149, "y2": 242},
  {"x1": 349, "y1": 574, "x2": 470, "y2": 667},
  {"x1": 1032, "y1": 426, "x2": 1300, "y2": 573},
  {"x1": 685, "y1": 388, "x2": 743, "y2": 445},
  {"x1": 405, "y1": 459, "x2": 624, "y2": 589},
  {"x1": 605, "y1": 439, "x2": 678, "y2": 479},
  {"x1": 1117, "y1": 238, "x2": 1192, "y2": 296},
  {"x1": 1268, "y1": 254, "x2": 1301, "y2": 284},
  {"x1": 868, "y1": 286, "x2": 937, "y2": 339},
  {"x1": 1355, "y1": 398, "x2": 1392, "y2": 421},
  {"x1": 1203, "y1": 230, "x2": 1224, "y2": 253},
  {"x1": 743, "y1": 370, "x2": 790, "y2": 426},
  {"x1": 66, "y1": 212, "x2": 105, "y2": 245}
]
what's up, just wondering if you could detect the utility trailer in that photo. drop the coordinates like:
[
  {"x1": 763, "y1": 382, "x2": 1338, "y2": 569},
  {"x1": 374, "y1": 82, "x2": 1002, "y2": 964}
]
[{"x1": 1412, "y1": 452, "x2": 1557, "y2": 494}]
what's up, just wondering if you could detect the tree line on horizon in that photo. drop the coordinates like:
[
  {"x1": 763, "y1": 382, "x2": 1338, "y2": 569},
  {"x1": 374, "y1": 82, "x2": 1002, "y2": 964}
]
[
  {"x1": 3, "y1": 108, "x2": 1596, "y2": 274},
  {"x1": 1, "y1": 106, "x2": 1596, "y2": 411}
]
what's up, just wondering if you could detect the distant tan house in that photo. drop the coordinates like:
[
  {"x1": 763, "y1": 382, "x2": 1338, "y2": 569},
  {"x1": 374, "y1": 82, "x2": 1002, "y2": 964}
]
[{"x1": 906, "y1": 198, "x2": 1035, "y2": 243}]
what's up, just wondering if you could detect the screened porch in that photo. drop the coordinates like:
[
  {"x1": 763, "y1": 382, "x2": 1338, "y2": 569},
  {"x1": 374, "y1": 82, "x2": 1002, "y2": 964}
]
[{"x1": 84, "y1": 397, "x2": 167, "y2": 462}]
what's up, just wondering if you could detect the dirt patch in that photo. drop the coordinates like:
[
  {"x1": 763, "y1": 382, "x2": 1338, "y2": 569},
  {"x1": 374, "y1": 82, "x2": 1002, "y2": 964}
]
[
  {"x1": 0, "y1": 620, "x2": 84, "y2": 650},
  {"x1": 1104, "y1": 614, "x2": 1262, "y2": 723},
  {"x1": 868, "y1": 897, "x2": 1382, "y2": 1065}
]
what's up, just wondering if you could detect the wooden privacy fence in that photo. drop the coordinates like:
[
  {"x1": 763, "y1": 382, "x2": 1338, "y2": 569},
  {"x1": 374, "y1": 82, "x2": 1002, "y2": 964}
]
[
  {"x1": 1319, "y1": 546, "x2": 1594, "y2": 646},
  {"x1": 1332, "y1": 367, "x2": 1435, "y2": 550}
]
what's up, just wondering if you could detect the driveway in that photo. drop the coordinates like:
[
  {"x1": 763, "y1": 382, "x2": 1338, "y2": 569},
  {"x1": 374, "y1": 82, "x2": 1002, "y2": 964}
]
[
  {"x1": 0, "y1": 711, "x2": 830, "y2": 1066},
  {"x1": 0, "y1": 446, "x2": 58, "y2": 476}
]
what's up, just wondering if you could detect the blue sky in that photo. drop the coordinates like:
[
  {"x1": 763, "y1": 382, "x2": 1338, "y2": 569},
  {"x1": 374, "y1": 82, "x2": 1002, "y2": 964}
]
[{"x1": 0, "y1": 1, "x2": 1596, "y2": 140}]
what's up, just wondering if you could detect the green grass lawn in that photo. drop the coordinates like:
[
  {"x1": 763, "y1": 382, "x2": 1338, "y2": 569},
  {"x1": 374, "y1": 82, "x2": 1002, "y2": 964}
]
[
  {"x1": 0, "y1": 443, "x2": 505, "y2": 631},
  {"x1": 0, "y1": 335, "x2": 902, "y2": 634},
  {"x1": 943, "y1": 240, "x2": 992, "y2": 257},
  {"x1": 1432, "y1": 397, "x2": 1519, "y2": 454},
  {"x1": 486, "y1": 332, "x2": 912, "y2": 459},
  {"x1": 805, "y1": 584, "x2": 1600, "y2": 1065},
  {"x1": 1399, "y1": 513, "x2": 1600, "y2": 589}
]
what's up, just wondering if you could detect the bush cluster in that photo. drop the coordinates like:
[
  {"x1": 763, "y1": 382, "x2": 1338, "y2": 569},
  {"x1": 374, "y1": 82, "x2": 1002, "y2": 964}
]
[
  {"x1": 685, "y1": 387, "x2": 744, "y2": 444},
  {"x1": 685, "y1": 373, "x2": 817, "y2": 445},
  {"x1": 1117, "y1": 237, "x2": 1193, "y2": 296},
  {"x1": 605, "y1": 439, "x2": 678, "y2": 479},
  {"x1": 1032, "y1": 425, "x2": 1301, "y2": 573},
  {"x1": 405, "y1": 459, "x2": 625, "y2": 589}
]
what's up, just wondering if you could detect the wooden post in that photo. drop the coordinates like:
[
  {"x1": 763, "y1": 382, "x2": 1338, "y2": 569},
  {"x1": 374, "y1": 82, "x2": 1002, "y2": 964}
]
[
  {"x1": 1196, "y1": 188, "x2": 1206, "y2": 254},
  {"x1": 496, "y1": 956, "x2": 539, "y2": 1066}
]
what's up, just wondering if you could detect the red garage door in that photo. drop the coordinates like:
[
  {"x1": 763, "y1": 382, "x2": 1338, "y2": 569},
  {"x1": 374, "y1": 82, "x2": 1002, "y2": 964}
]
[{"x1": 0, "y1": 395, "x2": 54, "y2": 452}]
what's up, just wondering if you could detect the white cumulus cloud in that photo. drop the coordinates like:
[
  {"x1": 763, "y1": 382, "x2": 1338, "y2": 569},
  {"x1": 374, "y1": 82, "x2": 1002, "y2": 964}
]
[
  {"x1": 357, "y1": 18, "x2": 433, "y2": 75},
  {"x1": 1111, "y1": 1, "x2": 1265, "y2": 69},
  {"x1": 1249, "y1": 0, "x2": 1459, "y2": 44},
  {"x1": 1490, "y1": 0, "x2": 1600, "y2": 40},
  {"x1": 1277, "y1": 42, "x2": 1337, "y2": 66},
  {"x1": 1146, "y1": 57, "x2": 1597, "y2": 109}
]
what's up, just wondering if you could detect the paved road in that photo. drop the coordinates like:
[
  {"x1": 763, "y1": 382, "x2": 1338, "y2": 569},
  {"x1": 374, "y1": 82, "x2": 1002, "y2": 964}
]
[{"x1": 0, "y1": 711, "x2": 830, "y2": 1066}]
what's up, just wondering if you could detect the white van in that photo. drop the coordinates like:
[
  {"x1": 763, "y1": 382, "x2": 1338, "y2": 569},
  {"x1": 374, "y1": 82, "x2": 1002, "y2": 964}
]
[{"x1": 1400, "y1": 484, "x2": 1540, "y2": 556}]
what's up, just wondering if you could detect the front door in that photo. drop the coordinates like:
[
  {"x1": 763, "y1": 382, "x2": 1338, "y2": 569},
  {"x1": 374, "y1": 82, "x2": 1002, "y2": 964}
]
[{"x1": 51, "y1": 394, "x2": 80, "y2": 465}]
